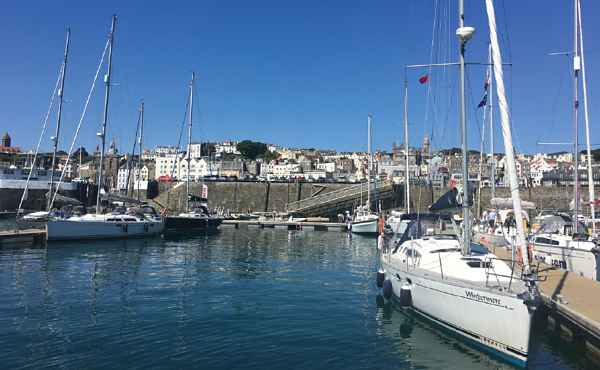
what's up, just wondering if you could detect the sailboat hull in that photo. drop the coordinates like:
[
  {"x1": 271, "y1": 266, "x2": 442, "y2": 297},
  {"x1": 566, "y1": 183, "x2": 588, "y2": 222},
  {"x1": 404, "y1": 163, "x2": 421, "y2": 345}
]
[
  {"x1": 164, "y1": 216, "x2": 222, "y2": 233},
  {"x1": 351, "y1": 219, "x2": 378, "y2": 235},
  {"x1": 47, "y1": 219, "x2": 164, "y2": 241},
  {"x1": 531, "y1": 242, "x2": 599, "y2": 281},
  {"x1": 381, "y1": 261, "x2": 533, "y2": 366}
]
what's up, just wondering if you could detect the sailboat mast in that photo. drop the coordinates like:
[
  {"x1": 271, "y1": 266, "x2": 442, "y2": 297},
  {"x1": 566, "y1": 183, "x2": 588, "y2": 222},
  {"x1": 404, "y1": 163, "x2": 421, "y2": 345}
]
[
  {"x1": 489, "y1": 44, "x2": 495, "y2": 200},
  {"x1": 186, "y1": 72, "x2": 195, "y2": 213},
  {"x1": 47, "y1": 28, "x2": 70, "y2": 211},
  {"x1": 403, "y1": 79, "x2": 410, "y2": 213},
  {"x1": 367, "y1": 114, "x2": 373, "y2": 212},
  {"x1": 458, "y1": 0, "x2": 471, "y2": 254},
  {"x1": 572, "y1": 0, "x2": 581, "y2": 232},
  {"x1": 96, "y1": 15, "x2": 117, "y2": 214},
  {"x1": 137, "y1": 101, "x2": 144, "y2": 201},
  {"x1": 577, "y1": 0, "x2": 594, "y2": 230}
]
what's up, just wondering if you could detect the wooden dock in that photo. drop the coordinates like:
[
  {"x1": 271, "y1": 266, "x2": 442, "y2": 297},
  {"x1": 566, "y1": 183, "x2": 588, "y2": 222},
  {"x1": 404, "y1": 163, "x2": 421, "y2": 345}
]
[
  {"x1": 494, "y1": 247, "x2": 600, "y2": 360},
  {"x1": 222, "y1": 219, "x2": 347, "y2": 231},
  {"x1": 0, "y1": 228, "x2": 46, "y2": 246}
]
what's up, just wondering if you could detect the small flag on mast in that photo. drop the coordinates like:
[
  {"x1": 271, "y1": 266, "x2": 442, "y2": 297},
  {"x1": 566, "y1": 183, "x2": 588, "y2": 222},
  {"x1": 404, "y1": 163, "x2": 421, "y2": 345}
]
[{"x1": 477, "y1": 93, "x2": 488, "y2": 108}]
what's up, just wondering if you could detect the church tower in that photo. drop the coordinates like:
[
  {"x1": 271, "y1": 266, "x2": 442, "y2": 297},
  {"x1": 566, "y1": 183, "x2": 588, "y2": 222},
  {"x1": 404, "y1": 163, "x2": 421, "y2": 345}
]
[{"x1": 2, "y1": 132, "x2": 11, "y2": 148}]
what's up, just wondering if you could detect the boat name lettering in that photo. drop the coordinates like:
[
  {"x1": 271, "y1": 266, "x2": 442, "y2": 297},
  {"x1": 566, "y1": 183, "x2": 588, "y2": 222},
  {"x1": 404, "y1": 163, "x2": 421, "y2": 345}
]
[{"x1": 465, "y1": 290, "x2": 501, "y2": 305}]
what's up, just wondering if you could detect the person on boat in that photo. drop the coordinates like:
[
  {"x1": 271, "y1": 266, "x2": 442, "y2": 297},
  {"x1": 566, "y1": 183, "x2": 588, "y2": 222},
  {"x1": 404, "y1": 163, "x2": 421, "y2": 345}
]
[
  {"x1": 346, "y1": 211, "x2": 353, "y2": 236},
  {"x1": 504, "y1": 213, "x2": 516, "y2": 233},
  {"x1": 487, "y1": 209, "x2": 497, "y2": 231}
]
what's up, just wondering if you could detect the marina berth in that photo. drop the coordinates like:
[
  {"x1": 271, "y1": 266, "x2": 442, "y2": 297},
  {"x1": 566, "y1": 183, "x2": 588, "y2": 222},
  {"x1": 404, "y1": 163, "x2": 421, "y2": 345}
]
[
  {"x1": 380, "y1": 214, "x2": 538, "y2": 365},
  {"x1": 378, "y1": 0, "x2": 541, "y2": 365}
]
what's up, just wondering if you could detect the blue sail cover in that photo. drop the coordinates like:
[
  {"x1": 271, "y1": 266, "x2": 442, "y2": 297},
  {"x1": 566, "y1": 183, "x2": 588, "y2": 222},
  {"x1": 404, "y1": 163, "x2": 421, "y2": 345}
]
[
  {"x1": 429, "y1": 188, "x2": 460, "y2": 211},
  {"x1": 429, "y1": 183, "x2": 475, "y2": 212}
]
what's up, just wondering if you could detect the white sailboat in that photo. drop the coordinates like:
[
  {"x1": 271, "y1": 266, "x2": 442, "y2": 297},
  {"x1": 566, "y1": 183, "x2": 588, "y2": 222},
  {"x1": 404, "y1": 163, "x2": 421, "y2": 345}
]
[
  {"x1": 530, "y1": 213, "x2": 599, "y2": 280},
  {"x1": 351, "y1": 114, "x2": 379, "y2": 235},
  {"x1": 378, "y1": 0, "x2": 539, "y2": 366},
  {"x1": 528, "y1": 0, "x2": 599, "y2": 280},
  {"x1": 46, "y1": 16, "x2": 164, "y2": 241}
]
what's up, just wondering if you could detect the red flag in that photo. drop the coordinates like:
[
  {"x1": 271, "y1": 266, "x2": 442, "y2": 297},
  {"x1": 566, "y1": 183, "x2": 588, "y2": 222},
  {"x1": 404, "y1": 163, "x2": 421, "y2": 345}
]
[{"x1": 418, "y1": 75, "x2": 429, "y2": 84}]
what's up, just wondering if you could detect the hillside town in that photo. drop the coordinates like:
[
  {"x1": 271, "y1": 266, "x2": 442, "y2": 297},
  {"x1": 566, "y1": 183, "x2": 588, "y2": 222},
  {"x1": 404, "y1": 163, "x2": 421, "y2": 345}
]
[{"x1": 2, "y1": 131, "x2": 599, "y2": 192}]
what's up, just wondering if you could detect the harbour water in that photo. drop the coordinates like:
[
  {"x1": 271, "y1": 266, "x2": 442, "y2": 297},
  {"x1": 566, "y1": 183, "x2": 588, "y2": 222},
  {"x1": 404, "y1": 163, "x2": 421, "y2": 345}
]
[{"x1": 0, "y1": 227, "x2": 596, "y2": 369}]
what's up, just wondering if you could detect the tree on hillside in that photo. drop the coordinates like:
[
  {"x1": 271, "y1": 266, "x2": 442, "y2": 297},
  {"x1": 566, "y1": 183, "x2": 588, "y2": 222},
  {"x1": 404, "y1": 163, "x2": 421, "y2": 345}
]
[
  {"x1": 200, "y1": 142, "x2": 216, "y2": 157},
  {"x1": 260, "y1": 150, "x2": 279, "y2": 162},
  {"x1": 581, "y1": 149, "x2": 600, "y2": 162},
  {"x1": 237, "y1": 140, "x2": 269, "y2": 160}
]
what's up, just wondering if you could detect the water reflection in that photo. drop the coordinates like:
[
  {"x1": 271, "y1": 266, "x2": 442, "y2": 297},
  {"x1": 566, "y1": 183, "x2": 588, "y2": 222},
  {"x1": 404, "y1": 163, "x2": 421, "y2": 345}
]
[{"x1": 0, "y1": 228, "x2": 596, "y2": 369}]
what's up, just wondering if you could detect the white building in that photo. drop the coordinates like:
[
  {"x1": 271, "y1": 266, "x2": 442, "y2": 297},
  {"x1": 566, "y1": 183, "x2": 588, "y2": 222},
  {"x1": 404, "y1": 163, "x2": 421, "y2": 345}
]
[
  {"x1": 261, "y1": 163, "x2": 302, "y2": 180},
  {"x1": 117, "y1": 164, "x2": 150, "y2": 191},
  {"x1": 57, "y1": 161, "x2": 77, "y2": 179},
  {"x1": 187, "y1": 143, "x2": 203, "y2": 159},
  {"x1": 155, "y1": 153, "x2": 216, "y2": 181},
  {"x1": 304, "y1": 170, "x2": 327, "y2": 180},
  {"x1": 155, "y1": 153, "x2": 182, "y2": 179},
  {"x1": 316, "y1": 162, "x2": 336, "y2": 173},
  {"x1": 215, "y1": 141, "x2": 240, "y2": 155},
  {"x1": 179, "y1": 157, "x2": 216, "y2": 180},
  {"x1": 529, "y1": 156, "x2": 558, "y2": 187},
  {"x1": 155, "y1": 146, "x2": 179, "y2": 155}
]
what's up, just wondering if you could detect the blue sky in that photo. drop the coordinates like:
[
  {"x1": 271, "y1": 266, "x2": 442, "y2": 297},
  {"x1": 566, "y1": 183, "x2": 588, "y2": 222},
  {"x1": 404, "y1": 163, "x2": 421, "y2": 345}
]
[{"x1": 1, "y1": 0, "x2": 599, "y2": 155}]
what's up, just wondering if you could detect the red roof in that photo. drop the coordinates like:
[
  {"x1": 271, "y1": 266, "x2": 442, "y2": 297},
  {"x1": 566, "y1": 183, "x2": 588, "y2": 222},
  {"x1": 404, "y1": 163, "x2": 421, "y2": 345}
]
[{"x1": 0, "y1": 146, "x2": 20, "y2": 154}]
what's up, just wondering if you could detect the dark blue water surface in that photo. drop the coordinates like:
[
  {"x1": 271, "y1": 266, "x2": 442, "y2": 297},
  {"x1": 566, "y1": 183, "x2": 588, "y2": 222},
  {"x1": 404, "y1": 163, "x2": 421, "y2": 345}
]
[{"x1": 0, "y1": 227, "x2": 596, "y2": 369}]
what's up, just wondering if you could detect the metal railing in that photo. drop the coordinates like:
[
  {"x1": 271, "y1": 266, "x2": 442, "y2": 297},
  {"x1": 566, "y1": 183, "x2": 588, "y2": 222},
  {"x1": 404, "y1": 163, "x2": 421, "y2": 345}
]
[
  {"x1": 483, "y1": 256, "x2": 546, "y2": 292},
  {"x1": 286, "y1": 180, "x2": 394, "y2": 213}
]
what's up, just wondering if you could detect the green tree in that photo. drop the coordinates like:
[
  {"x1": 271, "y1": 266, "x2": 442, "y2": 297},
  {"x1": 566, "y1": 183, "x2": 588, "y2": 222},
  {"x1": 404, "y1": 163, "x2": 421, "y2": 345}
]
[
  {"x1": 260, "y1": 150, "x2": 279, "y2": 162},
  {"x1": 237, "y1": 140, "x2": 268, "y2": 160},
  {"x1": 200, "y1": 142, "x2": 216, "y2": 157}
]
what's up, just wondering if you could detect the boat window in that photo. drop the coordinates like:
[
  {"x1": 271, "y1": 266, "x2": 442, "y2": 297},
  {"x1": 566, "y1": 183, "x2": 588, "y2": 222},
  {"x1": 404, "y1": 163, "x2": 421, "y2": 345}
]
[
  {"x1": 462, "y1": 258, "x2": 491, "y2": 268},
  {"x1": 399, "y1": 218, "x2": 456, "y2": 244},
  {"x1": 107, "y1": 218, "x2": 118, "y2": 222},
  {"x1": 465, "y1": 260, "x2": 491, "y2": 268},
  {"x1": 430, "y1": 248, "x2": 459, "y2": 253},
  {"x1": 535, "y1": 237, "x2": 559, "y2": 246}
]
